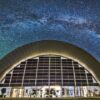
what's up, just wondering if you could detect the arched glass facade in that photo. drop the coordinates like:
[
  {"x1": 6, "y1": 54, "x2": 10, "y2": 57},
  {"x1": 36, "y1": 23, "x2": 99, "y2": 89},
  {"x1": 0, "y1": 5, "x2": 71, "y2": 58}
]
[{"x1": 0, "y1": 55, "x2": 100, "y2": 98}]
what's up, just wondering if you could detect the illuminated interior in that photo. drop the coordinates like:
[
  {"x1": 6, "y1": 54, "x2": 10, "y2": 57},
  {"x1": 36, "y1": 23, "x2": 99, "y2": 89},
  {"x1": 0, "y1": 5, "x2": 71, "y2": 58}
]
[{"x1": 0, "y1": 55, "x2": 100, "y2": 98}]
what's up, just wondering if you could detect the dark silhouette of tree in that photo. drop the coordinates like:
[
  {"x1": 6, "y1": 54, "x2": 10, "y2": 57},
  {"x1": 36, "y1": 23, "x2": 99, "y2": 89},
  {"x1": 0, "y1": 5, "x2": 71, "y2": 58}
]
[{"x1": 1, "y1": 88, "x2": 6, "y2": 98}]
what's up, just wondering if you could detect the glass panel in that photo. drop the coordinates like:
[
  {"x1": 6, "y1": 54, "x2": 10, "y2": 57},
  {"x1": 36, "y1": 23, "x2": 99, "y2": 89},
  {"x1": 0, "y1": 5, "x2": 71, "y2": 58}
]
[{"x1": 0, "y1": 55, "x2": 100, "y2": 98}]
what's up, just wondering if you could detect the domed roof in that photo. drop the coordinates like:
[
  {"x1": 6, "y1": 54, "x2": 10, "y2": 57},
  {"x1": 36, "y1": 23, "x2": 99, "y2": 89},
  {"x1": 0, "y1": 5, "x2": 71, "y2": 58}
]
[{"x1": 0, "y1": 40, "x2": 100, "y2": 83}]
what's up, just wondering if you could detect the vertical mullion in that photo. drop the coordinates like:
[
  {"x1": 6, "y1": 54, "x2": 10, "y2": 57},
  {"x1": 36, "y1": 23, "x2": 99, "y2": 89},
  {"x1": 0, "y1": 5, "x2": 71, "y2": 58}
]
[
  {"x1": 48, "y1": 56, "x2": 50, "y2": 95},
  {"x1": 9, "y1": 70, "x2": 13, "y2": 87},
  {"x1": 79, "y1": 68, "x2": 82, "y2": 97},
  {"x1": 85, "y1": 70, "x2": 89, "y2": 97},
  {"x1": 35, "y1": 58, "x2": 39, "y2": 89},
  {"x1": 61, "y1": 57, "x2": 63, "y2": 97},
  {"x1": 72, "y1": 61, "x2": 76, "y2": 97},
  {"x1": 22, "y1": 61, "x2": 27, "y2": 87},
  {"x1": 55, "y1": 58, "x2": 56, "y2": 85}
]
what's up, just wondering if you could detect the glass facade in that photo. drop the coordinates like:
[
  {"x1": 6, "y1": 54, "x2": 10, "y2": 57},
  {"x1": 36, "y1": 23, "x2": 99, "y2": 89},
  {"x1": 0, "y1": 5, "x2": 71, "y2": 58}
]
[{"x1": 0, "y1": 55, "x2": 100, "y2": 98}]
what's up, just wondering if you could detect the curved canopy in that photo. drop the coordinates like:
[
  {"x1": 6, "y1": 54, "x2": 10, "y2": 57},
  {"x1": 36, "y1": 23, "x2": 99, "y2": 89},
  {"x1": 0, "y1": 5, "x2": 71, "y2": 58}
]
[{"x1": 0, "y1": 40, "x2": 100, "y2": 83}]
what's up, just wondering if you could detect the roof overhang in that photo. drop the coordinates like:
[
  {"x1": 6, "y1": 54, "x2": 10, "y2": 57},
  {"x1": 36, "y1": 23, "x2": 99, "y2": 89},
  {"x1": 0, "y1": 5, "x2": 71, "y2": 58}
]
[{"x1": 0, "y1": 40, "x2": 100, "y2": 83}]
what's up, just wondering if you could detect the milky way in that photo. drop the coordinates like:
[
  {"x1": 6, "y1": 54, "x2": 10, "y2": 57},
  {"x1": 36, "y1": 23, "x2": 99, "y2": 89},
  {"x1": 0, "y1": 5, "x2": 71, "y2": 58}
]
[{"x1": 0, "y1": 0, "x2": 100, "y2": 61}]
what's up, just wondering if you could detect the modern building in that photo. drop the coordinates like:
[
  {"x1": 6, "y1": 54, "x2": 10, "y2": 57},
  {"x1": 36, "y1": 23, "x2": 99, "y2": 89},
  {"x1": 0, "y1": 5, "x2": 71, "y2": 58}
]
[{"x1": 0, "y1": 40, "x2": 100, "y2": 98}]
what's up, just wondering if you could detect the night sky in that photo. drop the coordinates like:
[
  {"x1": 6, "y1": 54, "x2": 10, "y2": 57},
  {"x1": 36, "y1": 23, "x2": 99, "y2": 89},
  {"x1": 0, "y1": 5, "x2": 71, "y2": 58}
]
[{"x1": 0, "y1": 0, "x2": 100, "y2": 61}]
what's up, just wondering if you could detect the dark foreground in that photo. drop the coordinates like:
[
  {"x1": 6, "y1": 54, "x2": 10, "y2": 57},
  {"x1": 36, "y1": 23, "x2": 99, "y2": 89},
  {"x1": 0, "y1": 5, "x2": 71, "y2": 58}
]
[{"x1": 0, "y1": 97, "x2": 100, "y2": 100}]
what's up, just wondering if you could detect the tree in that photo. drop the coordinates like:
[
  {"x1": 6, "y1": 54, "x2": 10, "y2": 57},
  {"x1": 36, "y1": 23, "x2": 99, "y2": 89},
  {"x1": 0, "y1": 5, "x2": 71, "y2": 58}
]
[{"x1": 1, "y1": 88, "x2": 6, "y2": 98}]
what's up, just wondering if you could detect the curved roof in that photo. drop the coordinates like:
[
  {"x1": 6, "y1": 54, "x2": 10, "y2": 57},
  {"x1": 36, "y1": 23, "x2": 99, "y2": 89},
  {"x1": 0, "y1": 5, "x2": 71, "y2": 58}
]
[{"x1": 0, "y1": 40, "x2": 100, "y2": 83}]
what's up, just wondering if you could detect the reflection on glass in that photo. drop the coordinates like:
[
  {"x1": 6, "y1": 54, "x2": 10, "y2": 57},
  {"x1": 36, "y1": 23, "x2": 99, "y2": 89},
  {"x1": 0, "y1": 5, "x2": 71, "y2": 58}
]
[{"x1": 0, "y1": 55, "x2": 100, "y2": 98}]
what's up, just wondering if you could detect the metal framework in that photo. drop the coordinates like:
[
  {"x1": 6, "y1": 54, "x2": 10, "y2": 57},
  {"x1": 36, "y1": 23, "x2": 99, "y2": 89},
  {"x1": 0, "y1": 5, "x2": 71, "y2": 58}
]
[{"x1": 0, "y1": 55, "x2": 100, "y2": 98}]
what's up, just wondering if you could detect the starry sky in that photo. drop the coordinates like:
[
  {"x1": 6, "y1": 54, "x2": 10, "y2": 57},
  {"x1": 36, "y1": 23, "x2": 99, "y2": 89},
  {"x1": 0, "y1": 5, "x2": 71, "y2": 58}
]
[{"x1": 0, "y1": 0, "x2": 100, "y2": 61}]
